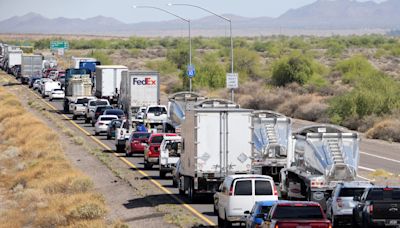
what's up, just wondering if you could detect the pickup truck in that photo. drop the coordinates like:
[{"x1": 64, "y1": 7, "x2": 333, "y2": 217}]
[
  {"x1": 71, "y1": 96, "x2": 95, "y2": 120},
  {"x1": 353, "y1": 186, "x2": 400, "y2": 228},
  {"x1": 263, "y1": 201, "x2": 331, "y2": 228}
]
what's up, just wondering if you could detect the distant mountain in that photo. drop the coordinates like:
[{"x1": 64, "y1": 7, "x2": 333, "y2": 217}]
[{"x1": 0, "y1": 0, "x2": 399, "y2": 36}]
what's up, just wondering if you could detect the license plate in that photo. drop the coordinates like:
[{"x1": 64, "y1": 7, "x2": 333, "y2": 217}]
[{"x1": 389, "y1": 220, "x2": 397, "y2": 225}]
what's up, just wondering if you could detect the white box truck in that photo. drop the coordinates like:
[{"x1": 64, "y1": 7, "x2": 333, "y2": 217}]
[
  {"x1": 5, "y1": 46, "x2": 22, "y2": 76},
  {"x1": 20, "y1": 54, "x2": 43, "y2": 84},
  {"x1": 177, "y1": 99, "x2": 253, "y2": 201},
  {"x1": 95, "y1": 65, "x2": 128, "y2": 104}
]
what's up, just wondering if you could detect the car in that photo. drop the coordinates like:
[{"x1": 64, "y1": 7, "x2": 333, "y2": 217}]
[
  {"x1": 92, "y1": 105, "x2": 114, "y2": 126},
  {"x1": 244, "y1": 201, "x2": 277, "y2": 228},
  {"x1": 171, "y1": 159, "x2": 181, "y2": 189},
  {"x1": 144, "y1": 105, "x2": 168, "y2": 123},
  {"x1": 352, "y1": 186, "x2": 400, "y2": 228},
  {"x1": 28, "y1": 76, "x2": 41, "y2": 88},
  {"x1": 41, "y1": 80, "x2": 61, "y2": 98},
  {"x1": 58, "y1": 71, "x2": 66, "y2": 88},
  {"x1": 85, "y1": 99, "x2": 110, "y2": 123},
  {"x1": 125, "y1": 132, "x2": 151, "y2": 157},
  {"x1": 106, "y1": 119, "x2": 123, "y2": 139},
  {"x1": 326, "y1": 181, "x2": 373, "y2": 227},
  {"x1": 215, "y1": 175, "x2": 279, "y2": 227},
  {"x1": 32, "y1": 79, "x2": 41, "y2": 90},
  {"x1": 136, "y1": 106, "x2": 147, "y2": 119},
  {"x1": 72, "y1": 97, "x2": 96, "y2": 120},
  {"x1": 49, "y1": 88, "x2": 65, "y2": 101},
  {"x1": 263, "y1": 201, "x2": 331, "y2": 228},
  {"x1": 94, "y1": 115, "x2": 118, "y2": 136},
  {"x1": 103, "y1": 109, "x2": 125, "y2": 119},
  {"x1": 37, "y1": 78, "x2": 52, "y2": 93},
  {"x1": 48, "y1": 70, "x2": 58, "y2": 80},
  {"x1": 143, "y1": 133, "x2": 177, "y2": 169}
]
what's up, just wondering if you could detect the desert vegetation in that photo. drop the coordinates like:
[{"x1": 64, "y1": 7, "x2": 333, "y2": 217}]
[
  {"x1": 2, "y1": 34, "x2": 400, "y2": 142},
  {"x1": 0, "y1": 84, "x2": 108, "y2": 227}
]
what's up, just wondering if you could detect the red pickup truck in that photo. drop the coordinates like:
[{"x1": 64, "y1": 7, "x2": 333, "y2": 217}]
[{"x1": 263, "y1": 201, "x2": 332, "y2": 228}]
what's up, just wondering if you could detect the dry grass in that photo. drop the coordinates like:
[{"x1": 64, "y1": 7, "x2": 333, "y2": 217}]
[
  {"x1": 366, "y1": 118, "x2": 400, "y2": 142},
  {"x1": 0, "y1": 86, "x2": 107, "y2": 227}
]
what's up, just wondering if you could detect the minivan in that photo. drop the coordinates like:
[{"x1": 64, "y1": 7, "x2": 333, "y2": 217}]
[{"x1": 214, "y1": 174, "x2": 278, "y2": 227}]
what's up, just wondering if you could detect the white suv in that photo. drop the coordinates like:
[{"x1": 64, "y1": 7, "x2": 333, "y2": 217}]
[
  {"x1": 214, "y1": 175, "x2": 278, "y2": 227},
  {"x1": 144, "y1": 105, "x2": 168, "y2": 123}
]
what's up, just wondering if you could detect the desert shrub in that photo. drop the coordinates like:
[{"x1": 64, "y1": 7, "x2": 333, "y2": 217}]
[
  {"x1": 166, "y1": 44, "x2": 189, "y2": 70},
  {"x1": 334, "y1": 55, "x2": 377, "y2": 84},
  {"x1": 325, "y1": 40, "x2": 345, "y2": 57},
  {"x1": 272, "y1": 52, "x2": 322, "y2": 86},
  {"x1": 89, "y1": 50, "x2": 113, "y2": 65},
  {"x1": 366, "y1": 119, "x2": 400, "y2": 142},
  {"x1": 145, "y1": 60, "x2": 178, "y2": 75},
  {"x1": 194, "y1": 54, "x2": 226, "y2": 89},
  {"x1": 232, "y1": 48, "x2": 261, "y2": 79}
]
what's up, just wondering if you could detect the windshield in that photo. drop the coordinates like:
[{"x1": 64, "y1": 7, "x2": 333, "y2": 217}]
[
  {"x1": 339, "y1": 188, "x2": 366, "y2": 197},
  {"x1": 105, "y1": 110, "x2": 124, "y2": 116},
  {"x1": 367, "y1": 188, "x2": 400, "y2": 200},
  {"x1": 260, "y1": 206, "x2": 273, "y2": 215},
  {"x1": 76, "y1": 98, "x2": 90, "y2": 104},
  {"x1": 151, "y1": 136, "x2": 164, "y2": 144},
  {"x1": 133, "y1": 133, "x2": 151, "y2": 139},
  {"x1": 273, "y1": 206, "x2": 323, "y2": 219},
  {"x1": 53, "y1": 89, "x2": 63, "y2": 92},
  {"x1": 148, "y1": 107, "x2": 167, "y2": 114},
  {"x1": 100, "y1": 117, "x2": 117, "y2": 121}
]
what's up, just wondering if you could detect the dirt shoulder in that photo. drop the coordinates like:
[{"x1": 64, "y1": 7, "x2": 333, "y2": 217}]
[{"x1": 0, "y1": 72, "x2": 202, "y2": 227}]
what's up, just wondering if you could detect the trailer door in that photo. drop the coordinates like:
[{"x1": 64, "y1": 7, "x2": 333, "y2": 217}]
[{"x1": 196, "y1": 112, "x2": 221, "y2": 174}]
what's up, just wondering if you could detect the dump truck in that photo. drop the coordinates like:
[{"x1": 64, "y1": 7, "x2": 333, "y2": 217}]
[
  {"x1": 63, "y1": 68, "x2": 93, "y2": 113},
  {"x1": 95, "y1": 65, "x2": 128, "y2": 104},
  {"x1": 279, "y1": 124, "x2": 360, "y2": 209},
  {"x1": 251, "y1": 111, "x2": 292, "y2": 183},
  {"x1": 178, "y1": 99, "x2": 253, "y2": 201},
  {"x1": 20, "y1": 54, "x2": 43, "y2": 84}
]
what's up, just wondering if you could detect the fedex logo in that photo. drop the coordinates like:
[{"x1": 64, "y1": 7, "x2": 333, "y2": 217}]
[{"x1": 133, "y1": 77, "x2": 157, "y2": 86}]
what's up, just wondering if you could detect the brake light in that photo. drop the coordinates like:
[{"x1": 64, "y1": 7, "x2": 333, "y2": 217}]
[
  {"x1": 328, "y1": 223, "x2": 332, "y2": 228},
  {"x1": 99, "y1": 122, "x2": 104, "y2": 125},
  {"x1": 367, "y1": 205, "x2": 373, "y2": 214},
  {"x1": 133, "y1": 140, "x2": 140, "y2": 144},
  {"x1": 311, "y1": 180, "x2": 325, "y2": 188},
  {"x1": 274, "y1": 225, "x2": 279, "y2": 228},
  {"x1": 336, "y1": 198, "x2": 343, "y2": 208},
  {"x1": 384, "y1": 188, "x2": 393, "y2": 191},
  {"x1": 273, "y1": 185, "x2": 278, "y2": 196},
  {"x1": 229, "y1": 185, "x2": 233, "y2": 196}
]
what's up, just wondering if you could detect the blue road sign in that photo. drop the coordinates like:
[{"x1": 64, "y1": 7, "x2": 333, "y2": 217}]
[{"x1": 187, "y1": 64, "x2": 195, "y2": 78}]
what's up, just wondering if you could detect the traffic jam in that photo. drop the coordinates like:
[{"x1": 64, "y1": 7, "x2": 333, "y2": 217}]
[{"x1": 1, "y1": 41, "x2": 400, "y2": 228}]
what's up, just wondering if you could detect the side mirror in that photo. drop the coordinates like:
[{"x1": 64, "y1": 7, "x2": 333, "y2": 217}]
[
  {"x1": 244, "y1": 210, "x2": 250, "y2": 215},
  {"x1": 263, "y1": 215, "x2": 270, "y2": 221},
  {"x1": 353, "y1": 196, "x2": 360, "y2": 201}
]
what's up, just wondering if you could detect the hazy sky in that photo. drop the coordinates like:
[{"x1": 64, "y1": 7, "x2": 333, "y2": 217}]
[{"x1": 0, "y1": 0, "x2": 387, "y2": 23}]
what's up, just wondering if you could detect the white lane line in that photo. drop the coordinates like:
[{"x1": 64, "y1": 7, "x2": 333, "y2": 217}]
[
  {"x1": 357, "y1": 175, "x2": 373, "y2": 182},
  {"x1": 360, "y1": 151, "x2": 400, "y2": 164},
  {"x1": 358, "y1": 166, "x2": 376, "y2": 172}
]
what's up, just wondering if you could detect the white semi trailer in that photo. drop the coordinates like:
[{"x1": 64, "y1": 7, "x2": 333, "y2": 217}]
[
  {"x1": 95, "y1": 65, "x2": 128, "y2": 104},
  {"x1": 178, "y1": 99, "x2": 253, "y2": 201},
  {"x1": 279, "y1": 124, "x2": 360, "y2": 209}
]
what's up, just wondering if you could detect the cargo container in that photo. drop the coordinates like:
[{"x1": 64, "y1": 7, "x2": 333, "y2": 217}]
[
  {"x1": 177, "y1": 99, "x2": 253, "y2": 201},
  {"x1": 20, "y1": 54, "x2": 43, "y2": 84},
  {"x1": 63, "y1": 68, "x2": 93, "y2": 113},
  {"x1": 95, "y1": 65, "x2": 128, "y2": 103}
]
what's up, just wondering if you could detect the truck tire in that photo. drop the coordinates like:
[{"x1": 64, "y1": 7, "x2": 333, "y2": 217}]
[
  {"x1": 188, "y1": 178, "x2": 197, "y2": 202},
  {"x1": 85, "y1": 118, "x2": 90, "y2": 124},
  {"x1": 144, "y1": 160, "x2": 152, "y2": 169},
  {"x1": 107, "y1": 134, "x2": 111, "y2": 140},
  {"x1": 223, "y1": 212, "x2": 232, "y2": 228},
  {"x1": 91, "y1": 121, "x2": 95, "y2": 127},
  {"x1": 178, "y1": 179, "x2": 185, "y2": 195},
  {"x1": 159, "y1": 170, "x2": 166, "y2": 179},
  {"x1": 72, "y1": 115, "x2": 77, "y2": 120},
  {"x1": 218, "y1": 215, "x2": 224, "y2": 228},
  {"x1": 95, "y1": 131, "x2": 99, "y2": 136}
]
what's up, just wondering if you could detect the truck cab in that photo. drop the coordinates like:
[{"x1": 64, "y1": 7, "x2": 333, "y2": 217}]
[{"x1": 144, "y1": 105, "x2": 168, "y2": 124}]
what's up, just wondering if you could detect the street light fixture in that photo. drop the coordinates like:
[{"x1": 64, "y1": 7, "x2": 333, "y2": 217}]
[
  {"x1": 133, "y1": 5, "x2": 193, "y2": 92},
  {"x1": 168, "y1": 3, "x2": 235, "y2": 101}
]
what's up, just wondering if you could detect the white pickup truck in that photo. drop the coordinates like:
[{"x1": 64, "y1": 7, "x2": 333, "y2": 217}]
[
  {"x1": 71, "y1": 96, "x2": 96, "y2": 120},
  {"x1": 159, "y1": 135, "x2": 182, "y2": 178},
  {"x1": 85, "y1": 99, "x2": 110, "y2": 123},
  {"x1": 41, "y1": 81, "x2": 61, "y2": 98}
]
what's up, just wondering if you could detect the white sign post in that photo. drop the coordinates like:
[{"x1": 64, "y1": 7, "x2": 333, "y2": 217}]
[{"x1": 226, "y1": 73, "x2": 238, "y2": 101}]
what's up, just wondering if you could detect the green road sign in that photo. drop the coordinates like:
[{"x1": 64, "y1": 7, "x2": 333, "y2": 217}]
[{"x1": 50, "y1": 41, "x2": 69, "y2": 50}]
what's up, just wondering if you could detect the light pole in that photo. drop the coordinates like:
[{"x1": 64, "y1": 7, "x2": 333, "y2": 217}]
[
  {"x1": 168, "y1": 3, "x2": 235, "y2": 101},
  {"x1": 133, "y1": 5, "x2": 193, "y2": 92}
]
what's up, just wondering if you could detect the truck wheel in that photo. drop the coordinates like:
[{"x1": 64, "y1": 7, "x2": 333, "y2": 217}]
[
  {"x1": 159, "y1": 170, "x2": 166, "y2": 179},
  {"x1": 49, "y1": 98, "x2": 52, "y2": 101},
  {"x1": 188, "y1": 179, "x2": 197, "y2": 202},
  {"x1": 85, "y1": 118, "x2": 90, "y2": 124},
  {"x1": 107, "y1": 134, "x2": 111, "y2": 140},
  {"x1": 95, "y1": 131, "x2": 99, "y2": 136},
  {"x1": 332, "y1": 215, "x2": 338, "y2": 228},
  {"x1": 223, "y1": 212, "x2": 232, "y2": 228},
  {"x1": 91, "y1": 122, "x2": 95, "y2": 127},
  {"x1": 218, "y1": 215, "x2": 224, "y2": 228},
  {"x1": 144, "y1": 160, "x2": 152, "y2": 169},
  {"x1": 178, "y1": 179, "x2": 185, "y2": 195},
  {"x1": 72, "y1": 115, "x2": 77, "y2": 120},
  {"x1": 172, "y1": 178, "x2": 177, "y2": 188}
]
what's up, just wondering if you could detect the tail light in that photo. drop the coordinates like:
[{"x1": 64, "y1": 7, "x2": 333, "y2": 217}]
[
  {"x1": 311, "y1": 180, "x2": 325, "y2": 188},
  {"x1": 274, "y1": 225, "x2": 279, "y2": 228},
  {"x1": 98, "y1": 122, "x2": 104, "y2": 125},
  {"x1": 367, "y1": 205, "x2": 373, "y2": 214},
  {"x1": 133, "y1": 140, "x2": 140, "y2": 144},
  {"x1": 336, "y1": 198, "x2": 343, "y2": 208},
  {"x1": 328, "y1": 223, "x2": 332, "y2": 228},
  {"x1": 229, "y1": 185, "x2": 233, "y2": 196},
  {"x1": 273, "y1": 185, "x2": 278, "y2": 196}
]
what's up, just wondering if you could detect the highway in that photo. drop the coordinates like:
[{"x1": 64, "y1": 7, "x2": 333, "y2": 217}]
[{"x1": 25, "y1": 87, "x2": 400, "y2": 226}]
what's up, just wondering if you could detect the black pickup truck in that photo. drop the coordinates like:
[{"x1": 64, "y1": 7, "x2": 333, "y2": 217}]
[{"x1": 353, "y1": 186, "x2": 400, "y2": 228}]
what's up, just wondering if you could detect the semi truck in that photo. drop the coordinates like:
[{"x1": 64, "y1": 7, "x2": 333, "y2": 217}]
[
  {"x1": 20, "y1": 54, "x2": 43, "y2": 84},
  {"x1": 63, "y1": 68, "x2": 93, "y2": 113},
  {"x1": 279, "y1": 124, "x2": 360, "y2": 209},
  {"x1": 118, "y1": 71, "x2": 160, "y2": 121},
  {"x1": 4, "y1": 46, "x2": 22, "y2": 76},
  {"x1": 177, "y1": 99, "x2": 253, "y2": 201},
  {"x1": 95, "y1": 65, "x2": 128, "y2": 104},
  {"x1": 251, "y1": 111, "x2": 292, "y2": 183}
]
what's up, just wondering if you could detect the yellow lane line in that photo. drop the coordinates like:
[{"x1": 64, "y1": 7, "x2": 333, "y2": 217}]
[{"x1": 26, "y1": 87, "x2": 216, "y2": 226}]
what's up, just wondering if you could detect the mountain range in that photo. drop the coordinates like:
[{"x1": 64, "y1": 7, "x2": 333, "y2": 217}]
[{"x1": 0, "y1": 0, "x2": 399, "y2": 36}]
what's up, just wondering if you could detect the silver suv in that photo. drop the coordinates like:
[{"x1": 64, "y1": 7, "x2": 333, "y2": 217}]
[{"x1": 326, "y1": 181, "x2": 373, "y2": 227}]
